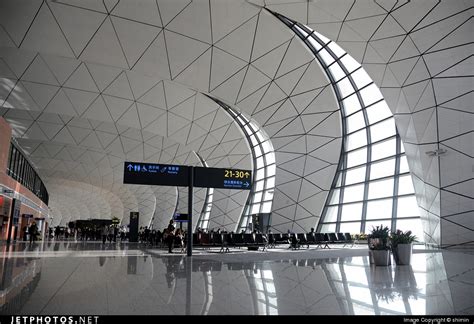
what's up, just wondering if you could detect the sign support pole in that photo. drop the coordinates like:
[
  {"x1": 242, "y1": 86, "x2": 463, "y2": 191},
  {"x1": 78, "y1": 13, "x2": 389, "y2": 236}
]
[{"x1": 187, "y1": 166, "x2": 194, "y2": 257}]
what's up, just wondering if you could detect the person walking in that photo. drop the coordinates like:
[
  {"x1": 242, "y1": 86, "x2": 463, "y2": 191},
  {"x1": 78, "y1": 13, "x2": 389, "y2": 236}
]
[
  {"x1": 101, "y1": 225, "x2": 107, "y2": 244},
  {"x1": 167, "y1": 219, "x2": 175, "y2": 253},
  {"x1": 29, "y1": 222, "x2": 38, "y2": 244}
]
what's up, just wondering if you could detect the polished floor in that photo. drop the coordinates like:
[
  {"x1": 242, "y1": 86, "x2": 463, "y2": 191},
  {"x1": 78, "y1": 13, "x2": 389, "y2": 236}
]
[{"x1": 0, "y1": 241, "x2": 472, "y2": 315}]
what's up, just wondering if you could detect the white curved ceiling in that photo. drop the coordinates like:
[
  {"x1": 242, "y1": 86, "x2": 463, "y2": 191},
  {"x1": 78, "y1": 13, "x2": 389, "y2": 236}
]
[{"x1": 0, "y1": 0, "x2": 471, "y2": 245}]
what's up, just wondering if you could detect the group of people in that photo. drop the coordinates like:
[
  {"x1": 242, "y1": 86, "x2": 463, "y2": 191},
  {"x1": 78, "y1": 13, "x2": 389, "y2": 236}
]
[
  {"x1": 100, "y1": 225, "x2": 120, "y2": 244},
  {"x1": 138, "y1": 220, "x2": 185, "y2": 253},
  {"x1": 22, "y1": 221, "x2": 38, "y2": 243}
]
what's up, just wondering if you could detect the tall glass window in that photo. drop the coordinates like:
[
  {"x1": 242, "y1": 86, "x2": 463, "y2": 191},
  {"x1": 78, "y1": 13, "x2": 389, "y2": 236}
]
[
  {"x1": 6, "y1": 141, "x2": 49, "y2": 205},
  {"x1": 273, "y1": 12, "x2": 421, "y2": 237},
  {"x1": 195, "y1": 153, "x2": 214, "y2": 231},
  {"x1": 206, "y1": 95, "x2": 276, "y2": 233}
]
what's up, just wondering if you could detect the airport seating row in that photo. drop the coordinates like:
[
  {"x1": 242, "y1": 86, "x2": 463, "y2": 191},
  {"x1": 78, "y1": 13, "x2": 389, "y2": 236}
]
[{"x1": 192, "y1": 232, "x2": 354, "y2": 252}]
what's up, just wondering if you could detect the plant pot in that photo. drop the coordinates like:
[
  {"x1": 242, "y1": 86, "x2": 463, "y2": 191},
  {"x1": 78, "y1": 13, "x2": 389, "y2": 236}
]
[
  {"x1": 394, "y1": 265, "x2": 417, "y2": 289},
  {"x1": 369, "y1": 265, "x2": 393, "y2": 288},
  {"x1": 371, "y1": 249, "x2": 391, "y2": 266},
  {"x1": 393, "y1": 243, "x2": 413, "y2": 265}
]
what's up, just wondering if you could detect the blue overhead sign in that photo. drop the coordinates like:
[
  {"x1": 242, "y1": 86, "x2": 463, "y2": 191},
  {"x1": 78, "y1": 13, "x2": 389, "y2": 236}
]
[
  {"x1": 194, "y1": 167, "x2": 252, "y2": 190},
  {"x1": 123, "y1": 162, "x2": 252, "y2": 190},
  {"x1": 123, "y1": 162, "x2": 189, "y2": 187}
]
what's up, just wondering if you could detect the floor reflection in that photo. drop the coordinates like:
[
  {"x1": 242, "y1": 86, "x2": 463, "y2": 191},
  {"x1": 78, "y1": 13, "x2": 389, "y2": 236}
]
[
  {"x1": 0, "y1": 243, "x2": 465, "y2": 315},
  {"x1": 0, "y1": 257, "x2": 41, "y2": 314}
]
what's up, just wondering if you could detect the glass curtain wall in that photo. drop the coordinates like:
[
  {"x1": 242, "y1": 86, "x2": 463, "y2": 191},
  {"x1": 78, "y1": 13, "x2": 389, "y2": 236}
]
[
  {"x1": 272, "y1": 11, "x2": 422, "y2": 238},
  {"x1": 205, "y1": 95, "x2": 276, "y2": 233},
  {"x1": 195, "y1": 152, "x2": 214, "y2": 231}
]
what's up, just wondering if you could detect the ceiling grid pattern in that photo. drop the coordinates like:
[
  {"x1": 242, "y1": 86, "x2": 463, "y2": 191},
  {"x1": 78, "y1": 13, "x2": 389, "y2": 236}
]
[{"x1": 0, "y1": 1, "x2": 471, "y2": 245}]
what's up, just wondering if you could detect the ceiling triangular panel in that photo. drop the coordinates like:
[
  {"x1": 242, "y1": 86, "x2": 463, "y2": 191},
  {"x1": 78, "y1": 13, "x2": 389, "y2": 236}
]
[
  {"x1": 265, "y1": 99, "x2": 298, "y2": 125},
  {"x1": 253, "y1": 82, "x2": 287, "y2": 115},
  {"x1": 0, "y1": 48, "x2": 36, "y2": 79},
  {"x1": 237, "y1": 65, "x2": 271, "y2": 103},
  {"x1": 22, "y1": 55, "x2": 59, "y2": 85},
  {"x1": 36, "y1": 121, "x2": 63, "y2": 140},
  {"x1": 210, "y1": 68, "x2": 247, "y2": 105},
  {"x1": 82, "y1": 96, "x2": 113, "y2": 123},
  {"x1": 111, "y1": 17, "x2": 162, "y2": 68},
  {"x1": 64, "y1": 63, "x2": 99, "y2": 92},
  {"x1": 44, "y1": 89, "x2": 77, "y2": 117},
  {"x1": 80, "y1": 132, "x2": 103, "y2": 149},
  {"x1": 175, "y1": 48, "x2": 211, "y2": 91},
  {"x1": 252, "y1": 41, "x2": 289, "y2": 78},
  {"x1": 289, "y1": 87, "x2": 325, "y2": 114},
  {"x1": 102, "y1": 95, "x2": 134, "y2": 122},
  {"x1": 20, "y1": 4, "x2": 74, "y2": 58},
  {"x1": 23, "y1": 123, "x2": 49, "y2": 141},
  {"x1": 137, "y1": 81, "x2": 166, "y2": 109},
  {"x1": 57, "y1": 0, "x2": 107, "y2": 13},
  {"x1": 308, "y1": 112, "x2": 341, "y2": 138},
  {"x1": 131, "y1": 31, "x2": 170, "y2": 80},
  {"x1": 157, "y1": 0, "x2": 192, "y2": 26},
  {"x1": 22, "y1": 82, "x2": 59, "y2": 110},
  {"x1": 166, "y1": 0, "x2": 211, "y2": 44},
  {"x1": 275, "y1": 63, "x2": 309, "y2": 95},
  {"x1": 80, "y1": 18, "x2": 128, "y2": 69},
  {"x1": 276, "y1": 37, "x2": 315, "y2": 78},
  {"x1": 52, "y1": 127, "x2": 77, "y2": 145},
  {"x1": 214, "y1": 16, "x2": 257, "y2": 62},
  {"x1": 67, "y1": 117, "x2": 92, "y2": 129},
  {"x1": 37, "y1": 112, "x2": 63, "y2": 124},
  {"x1": 103, "y1": 72, "x2": 134, "y2": 100},
  {"x1": 117, "y1": 104, "x2": 141, "y2": 129},
  {"x1": 68, "y1": 126, "x2": 91, "y2": 144},
  {"x1": 63, "y1": 88, "x2": 98, "y2": 117},
  {"x1": 275, "y1": 116, "x2": 306, "y2": 137},
  {"x1": 163, "y1": 82, "x2": 195, "y2": 109},
  {"x1": 86, "y1": 62, "x2": 122, "y2": 92},
  {"x1": 41, "y1": 54, "x2": 81, "y2": 86},
  {"x1": 210, "y1": 48, "x2": 247, "y2": 92},
  {"x1": 372, "y1": 14, "x2": 406, "y2": 40},
  {"x1": 301, "y1": 112, "x2": 333, "y2": 132},
  {"x1": 120, "y1": 136, "x2": 143, "y2": 154},
  {"x1": 370, "y1": 35, "x2": 406, "y2": 62},
  {"x1": 0, "y1": 1, "x2": 42, "y2": 47},
  {"x1": 169, "y1": 95, "x2": 194, "y2": 120},
  {"x1": 252, "y1": 11, "x2": 293, "y2": 61},
  {"x1": 126, "y1": 72, "x2": 159, "y2": 100},
  {"x1": 167, "y1": 112, "x2": 191, "y2": 137},
  {"x1": 112, "y1": 0, "x2": 161, "y2": 26},
  {"x1": 49, "y1": 2, "x2": 106, "y2": 57},
  {"x1": 136, "y1": 103, "x2": 166, "y2": 129},
  {"x1": 164, "y1": 30, "x2": 210, "y2": 79}
]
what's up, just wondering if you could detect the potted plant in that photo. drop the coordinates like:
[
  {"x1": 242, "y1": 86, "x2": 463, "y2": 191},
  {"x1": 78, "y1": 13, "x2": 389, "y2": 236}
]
[
  {"x1": 391, "y1": 230, "x2": 417, "y2": 265},
  {"x1": 368, "y1": 225, "x2": 391, "y2": 266},
  {"x1": 354, "y1": 233, "x2": 368, "y2": 245}
]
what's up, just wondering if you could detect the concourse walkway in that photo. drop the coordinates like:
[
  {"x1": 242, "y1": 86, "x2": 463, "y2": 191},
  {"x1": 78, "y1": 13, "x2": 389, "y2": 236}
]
[{"x1": 0, "y1": 241, "x2": 472, "y2": 315}]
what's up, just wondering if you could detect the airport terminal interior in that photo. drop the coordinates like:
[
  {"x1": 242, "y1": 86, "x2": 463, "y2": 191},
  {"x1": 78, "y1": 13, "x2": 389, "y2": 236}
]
[{"x1": 0, "y1": 0, "x2": 472, "y2": 316}]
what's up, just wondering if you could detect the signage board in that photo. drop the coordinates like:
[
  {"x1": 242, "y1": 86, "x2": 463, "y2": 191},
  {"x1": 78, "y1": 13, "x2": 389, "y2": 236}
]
[
  {"x1": 123, "y1": 162, "x2": 252, "y2": 190},
  {"x1": 123, "y1": 162, "x2": 189, "y2": 187},
  {"x1": 194, "y1": 167, "x2": 252, "y2": 190},
  {"x1": 174, "y1": 213, "x2": 188, "y2": 222}
]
